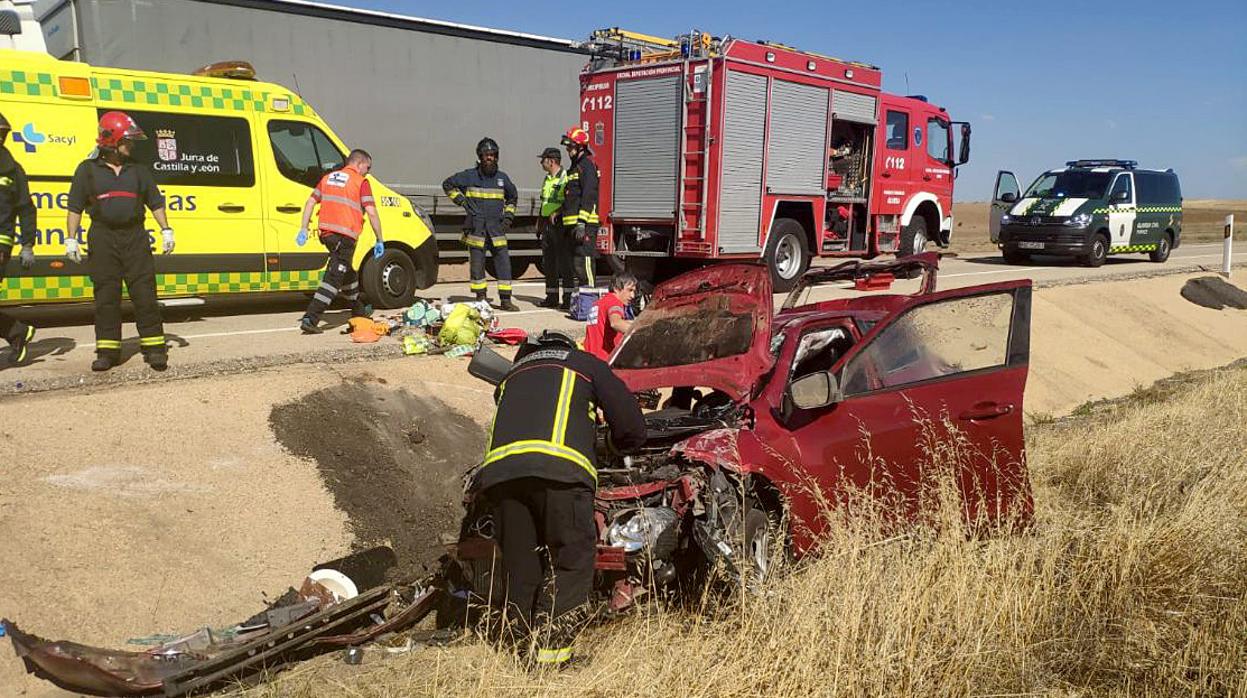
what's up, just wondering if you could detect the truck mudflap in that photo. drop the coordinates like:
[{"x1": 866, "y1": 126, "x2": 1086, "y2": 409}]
[{"x1": 3, "y1": 547, "x2": 447, "y2": 697}]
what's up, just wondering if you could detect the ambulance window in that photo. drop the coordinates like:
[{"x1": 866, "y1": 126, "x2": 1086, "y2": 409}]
[
  {"x1": 926, "y1": 119, "x2": 950, "y2": 163},
  {"x1": 110, "y1": 110, "x2": 255, "y2": 188},
  {"x1": 268, "y1": 121, "x2": 346, "y2": 188},
  {"x1": 885, "y1": 111, "x2": 909, "y2": 150}
]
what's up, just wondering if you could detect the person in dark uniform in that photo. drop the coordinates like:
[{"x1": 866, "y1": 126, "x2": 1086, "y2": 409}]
[
  {"x1": 0, "y1": 112, "x2": 38, "y2": 365},
  {"x1": 560, "y1": 127, "x2": 600, "y2": 289},
  {"x1": 65, "y1": 111, "x2": 175, "y2": 372},
  {"x1": 443, "y1": 138, "x2": 520, "y2": 312},
  {"x1": 475, "y1": 330, "x2": 646, "y2": 667}
]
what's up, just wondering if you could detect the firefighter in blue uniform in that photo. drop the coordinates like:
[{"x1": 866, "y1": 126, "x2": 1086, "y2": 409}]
[
  {"x1": 0, "y1": 112, "x2": 38, "y2": 365},
  {"x1": 443, "y1": 138, "x2": 520, "y2": 312}
]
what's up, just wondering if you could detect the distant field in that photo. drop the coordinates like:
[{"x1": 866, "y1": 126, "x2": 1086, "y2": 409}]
[{"x1": 949, "y1": 199, "x2": 1246, "y2": 256}]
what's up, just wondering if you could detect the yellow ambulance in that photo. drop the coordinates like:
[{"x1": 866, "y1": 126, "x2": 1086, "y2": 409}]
[{"x1": 0, "y1": 50, "x2": 437, "y2": 309}]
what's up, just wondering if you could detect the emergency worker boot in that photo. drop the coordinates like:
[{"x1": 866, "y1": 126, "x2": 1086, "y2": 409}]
[
  {"x1": 9, "y1": 324, "x2": 34, "y2": 365},
  {"x1": 559, "y1": 295, "x2": 572, "y2": 312},
  {"x1": 91, "y1": 355, "x2": 116, "y2": 372},
  {"x1": 538, "y1": 295, "x2": 560, "y2": 309},
  {"x1": 144, "y1": 352, "x2": 168, "y2": 371},
  {"x1": 475, "y1": 291, "x2": 489, "y2": 305},
  {"x1": 498, "y1": 298, "x2": 520, "y2": 312},
  {"x1": 299, "y1": 315, "x2": 323, "y2": 334}
]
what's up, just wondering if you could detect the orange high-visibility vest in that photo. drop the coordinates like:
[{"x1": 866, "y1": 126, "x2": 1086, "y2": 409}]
[{"x1": 316, "y1": 166, "x2": 372, "y2": 239}]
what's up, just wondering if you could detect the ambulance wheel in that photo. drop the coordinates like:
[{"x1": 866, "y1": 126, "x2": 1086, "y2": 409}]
[
  {"x1": 363, "y1": 248, "x2": 417, "y2": 309},
  {"x1": 765, "y1": 218, "x2": 810, "y2": 293},
  {"x1": 1082, "y1": 234, "x2": 1108, "y2": 268},
  {"x1": 1149, "y1": 233, "x2": 1173, "y2": 263},
  {"x1": 411, "y1": 238, "x2": 439, "y2": 290}
]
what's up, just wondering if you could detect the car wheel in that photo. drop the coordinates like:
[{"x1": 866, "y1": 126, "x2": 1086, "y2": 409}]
[
  {"x1": 1082, "y1": 234, "x2": 1108, "y2": 268},
  {"x1": 765, "y1": 218, "x2": 810, "y2": 293},
  {"x1": 362, "y1": 247, "x2": 417, "y2": 309},
  {"x1": 899, "y1": 215, "x2": 929, "y2": 257},
  {"x1": 1002, "y1": 248, "x2": 1029, "y2": 265},
  {"x1": 727, "y1": 499, "x2": 785, "y2": 590},
  {"x1": 1149, "y1": 233, "x2": 1172, "y2": 263}
]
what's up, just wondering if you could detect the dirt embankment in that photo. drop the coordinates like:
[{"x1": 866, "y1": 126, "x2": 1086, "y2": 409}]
[{"x1": 269, "y1": 377, "x2": 486, "y2": 580}]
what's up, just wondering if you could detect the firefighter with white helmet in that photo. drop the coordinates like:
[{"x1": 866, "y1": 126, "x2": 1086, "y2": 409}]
[
  {"x1": 443, "y1": 137, "x2": 520, "y2": 312},
  {"x1": 560, "y1": 127, "x2": 600, "y2": 288},
  {"x1": 65, "y1": 111, "x2": 175, "y2": 371}
]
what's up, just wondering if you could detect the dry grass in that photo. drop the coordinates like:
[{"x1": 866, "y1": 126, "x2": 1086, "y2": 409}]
[{"x1": 236, "y1": 366, "x2": 1247, "y2": 697}]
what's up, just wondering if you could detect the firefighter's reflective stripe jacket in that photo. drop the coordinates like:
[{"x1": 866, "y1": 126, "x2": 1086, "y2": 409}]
[
  {"x1": 0, "y1": 147, "x2": 35, "y2": 250},
  {"x1": 442, "y1": 166, "x2": 518, "y2": 247},
  {"x1": 561, "y1": 152, "x2": 600, "y2": 227},
  {"x1": 476, "y1": 346, "x2": 646, "y2": 492}
]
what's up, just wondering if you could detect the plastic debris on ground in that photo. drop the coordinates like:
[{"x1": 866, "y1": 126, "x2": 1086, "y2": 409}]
[{"x1": 354, "y1": 297, "x2": 526, "y2": 358}]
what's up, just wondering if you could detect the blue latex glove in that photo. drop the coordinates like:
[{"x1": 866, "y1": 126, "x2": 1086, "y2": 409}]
[
  {"x1": 373, "y1": 242, "x2": 385, "y2": 259},
  {"x1": 296, "y1": 228, "x2": 308, "y2": 247}
]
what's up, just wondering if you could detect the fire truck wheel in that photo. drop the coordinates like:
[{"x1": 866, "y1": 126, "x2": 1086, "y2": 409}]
[
  {"x1": 900, "y1": 216, "x2": 929, "y2": 257},
  {"x1": 362, "y1": 247, "x2": 417, "y2": 309},
  {"x1": 765, "y1": 218, "x2": 810, "y2": 292}
]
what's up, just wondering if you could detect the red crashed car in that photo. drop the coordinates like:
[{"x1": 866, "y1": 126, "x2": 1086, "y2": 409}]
[{"x1": 454, "y1": 252, "x2": 1033, "y2": 609}]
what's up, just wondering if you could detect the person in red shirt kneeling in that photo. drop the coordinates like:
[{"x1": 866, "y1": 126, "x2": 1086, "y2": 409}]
[{"x1": 583, "y1": 272, "x2": 638, "y2": 361}]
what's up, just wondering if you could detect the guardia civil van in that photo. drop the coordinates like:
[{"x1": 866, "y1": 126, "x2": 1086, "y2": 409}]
[
  {"x1": 0, "y1": 49, "x2": 438, "y2": 309},
  {"x1": 990, "y1": 160, "x2": 1182, "y2": 267}
]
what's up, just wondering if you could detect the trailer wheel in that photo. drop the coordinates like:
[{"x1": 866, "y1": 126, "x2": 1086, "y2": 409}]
[
  {"x1": 484, "y1": 256, "x2": 530, "y2": 280},
  {"x1": 765, "y1": 218, "x2": 810, "y2": 292},
  {"x1": 363, "y1": 247, "x2": 417, "y2": 309}
]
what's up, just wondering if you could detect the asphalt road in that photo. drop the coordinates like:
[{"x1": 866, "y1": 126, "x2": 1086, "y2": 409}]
[{"x1": 1, "y1": 242, "x2": 1242, "y2": 392}]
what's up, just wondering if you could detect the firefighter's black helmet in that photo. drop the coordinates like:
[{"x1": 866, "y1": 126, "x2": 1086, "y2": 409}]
[
  {"x1": 476, "y1": 137, "x2": 499, "y2": 158},
  {"x1": 536, "y1": 330, "x2": 577, "y2": 349}
]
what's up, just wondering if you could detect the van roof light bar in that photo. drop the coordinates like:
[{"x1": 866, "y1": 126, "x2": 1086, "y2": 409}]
[{"x1": 1066, "y1": 159, "x2": 1137, "y2": 169}]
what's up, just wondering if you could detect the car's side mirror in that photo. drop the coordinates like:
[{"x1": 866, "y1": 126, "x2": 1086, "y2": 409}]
[
  {"x1": 790, "y1": 371, "x2": 842, "y2": 411},
  {"x1": 1000, "y1": 192, "x2": 1018, "y2": 203},
  {"x1": 1111, "y1": 190, "x2": 1130, "y2": 203},
  {"x1": 957, "y1": 123, "x2": 971, "y2": 165}
]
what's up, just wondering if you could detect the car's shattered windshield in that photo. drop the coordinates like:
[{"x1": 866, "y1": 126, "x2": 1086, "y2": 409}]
[{"x1": 612, "y1": 294, "x2": 755, "y2": 369}]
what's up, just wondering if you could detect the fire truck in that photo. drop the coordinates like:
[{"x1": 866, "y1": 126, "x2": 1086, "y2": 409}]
[{"x1": 579, "y1": 29, "x2": 971, "y2": 289}]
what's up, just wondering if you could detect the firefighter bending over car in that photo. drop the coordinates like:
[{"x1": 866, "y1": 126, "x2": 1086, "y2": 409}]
[
  {"x1": 0, "y1": 112, "x2": 38, "y2": 366},
  {"x1": 444, "y1": 138, "x2": 520, "y2": 312},
  {"x1": 66, "y1": 111, "x2": 175, "y2": 372},
  {"x1": 296, "y1": 149, "x2": 386, "y2": 334},
  {"x1": 560, "y1": 127, "x2": 600, "y2": 289},
  {"x1": 476, "y1": 330, "x2": 645, "y2": 667}
]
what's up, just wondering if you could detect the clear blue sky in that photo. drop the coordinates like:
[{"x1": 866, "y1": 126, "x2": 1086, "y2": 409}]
[{"x1": 339, "y1": 0, "x2": 1244, "y2": 201}]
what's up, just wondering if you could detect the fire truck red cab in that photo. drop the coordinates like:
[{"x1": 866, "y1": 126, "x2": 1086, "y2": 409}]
[{"x1": 579, "y1": 30, "x2": 971, "y2": 290}]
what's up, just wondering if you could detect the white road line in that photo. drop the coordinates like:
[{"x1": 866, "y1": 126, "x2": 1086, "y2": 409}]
[{"x1": 179, "y1": 326, "x2": 302, "y2": 340}]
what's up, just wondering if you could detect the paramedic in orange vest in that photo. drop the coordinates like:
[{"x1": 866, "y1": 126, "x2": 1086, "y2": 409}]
[{"x1": 296, "y1": 149, "x2": 385, "y2": 334}]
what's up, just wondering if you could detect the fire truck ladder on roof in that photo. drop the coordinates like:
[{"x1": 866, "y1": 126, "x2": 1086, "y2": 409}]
[{"x1": 678, "y1": 55, "x2": 714, "y2": 240}]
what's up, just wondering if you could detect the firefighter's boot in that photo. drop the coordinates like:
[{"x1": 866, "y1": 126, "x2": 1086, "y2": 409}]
[
  {"x1": 299, "y1": 315, "x2": 323, "y2": 335},
  {"x1": 8, "y1": 324, "x2": 34, "y2": 365},
  {"x1": 144, "y1": 352, "x2": 168, "y2": 371},
  {"x1": 91, "y1": 355, "x2": 115, "y2": 372}
]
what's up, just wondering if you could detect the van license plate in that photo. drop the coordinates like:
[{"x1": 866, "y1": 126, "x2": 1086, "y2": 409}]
[{"x1": 1018, "y1": 241, "x2": 1045, "y2": 250}]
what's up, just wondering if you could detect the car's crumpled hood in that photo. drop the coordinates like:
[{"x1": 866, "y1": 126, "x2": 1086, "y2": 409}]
[{"x1": 612, "y1": 264, "x2": 773, "y2": 401}]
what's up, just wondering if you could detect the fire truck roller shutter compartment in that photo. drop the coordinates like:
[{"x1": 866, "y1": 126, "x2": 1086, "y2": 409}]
[
  {"x1": 613, "y1": 76, "x2": 682, "y2": 219},
  {"x1": 766, "y1": 80, "x2": 829, "y2": 195},
  {"x1": 831, "y1": 89, "x2": 878, "y2": 124},
  {"x1": 719, "y1": 71, "x2": 768, "y2": 253}
]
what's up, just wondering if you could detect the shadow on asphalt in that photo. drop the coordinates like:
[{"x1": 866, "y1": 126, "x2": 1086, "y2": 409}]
[{"x1": 956, "y1": 253, "x2": 1156, "y2": 268}]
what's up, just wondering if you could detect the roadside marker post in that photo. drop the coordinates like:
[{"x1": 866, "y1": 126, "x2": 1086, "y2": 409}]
[{"x1": 1224, "y1": 214, "x2": 1235, "y2": 279}]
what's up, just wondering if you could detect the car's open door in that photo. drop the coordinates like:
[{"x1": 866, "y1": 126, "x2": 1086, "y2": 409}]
[
  {"x1": 778, "y1": 280, "x2": 1033, "y2": 545},
  {"x1": 990, "y1": 171, "x2": 1021, "y2": 243}
]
